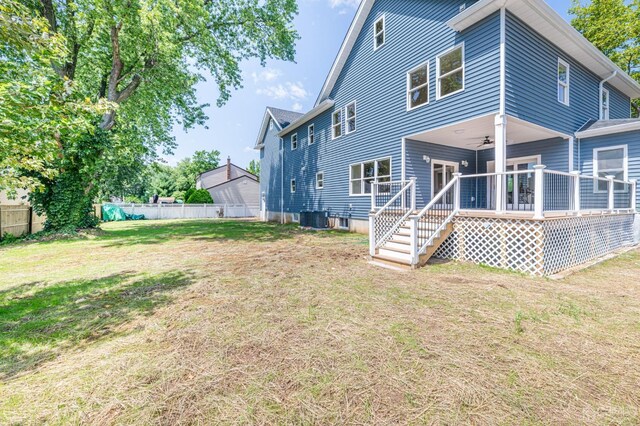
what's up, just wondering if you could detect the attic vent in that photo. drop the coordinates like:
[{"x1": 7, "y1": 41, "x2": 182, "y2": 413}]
[{"x1": 459, "y1": 3, "x2": 466, "y2": 12}]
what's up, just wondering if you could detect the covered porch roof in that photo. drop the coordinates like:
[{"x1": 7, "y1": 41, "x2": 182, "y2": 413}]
[{"x1": 405, "y1": 114, "x2": 571, "y2": 150}]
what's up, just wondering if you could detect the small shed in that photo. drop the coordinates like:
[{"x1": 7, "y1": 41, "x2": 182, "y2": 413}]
[{"x1": 196, "y1": 157, "x2": 259, "y2": 207}]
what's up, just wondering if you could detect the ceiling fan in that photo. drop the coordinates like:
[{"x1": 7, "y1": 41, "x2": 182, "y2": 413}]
[{"x1": 467, "y1": 136, "x2": 494, "y2": 148}]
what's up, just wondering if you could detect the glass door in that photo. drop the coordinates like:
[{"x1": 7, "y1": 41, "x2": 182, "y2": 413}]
[{"x1": 432, "y1": 161, "x2": 458, "y2": 205}]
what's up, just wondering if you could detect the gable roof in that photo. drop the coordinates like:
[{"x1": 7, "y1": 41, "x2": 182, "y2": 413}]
[
  {"x1": 197, "y1": 162, "x2": 256, "y2": 180},
  {"x1": 575, "y1": 119, "x2": 640, "y2": 138},
  {"x1": 254, "y1": 107, "x2": 304, "y2": 149},
  {"x1": 315, "y1": 0, "x2": 640, "y2": 106},
  {"x1": 204, "y1": 174, "x2": 258, "y2": 190}
]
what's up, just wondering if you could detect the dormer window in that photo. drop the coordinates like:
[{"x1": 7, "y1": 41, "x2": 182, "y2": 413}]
[
  {"x1": 557, "y1": 58, "x2": 570, "y2": 105},
  {"x1": 374, "y1": 16, "x2": 385, "y2": 50}
]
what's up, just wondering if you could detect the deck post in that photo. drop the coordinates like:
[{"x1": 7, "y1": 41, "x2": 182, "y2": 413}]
[
  {"x1": 533, "y1": 165, "x2": 546, "y2": 219},
  {"x1": 570, "y1": 171, "x2": 581, "y2": 213},
  {"x1": 410, "y1": 217, "x2": 418, "y2": 266},
  {"x1": 494, "y1": 114, "x2": 507, "y2": 213},
  {"x1": 606, "y1": 175, "x2": 615, "y2": 212},
  {"x1": 369, "y1": 214, "x2": 376, "y2": 257},
  {"x1": 371, "y1": 182, "x2": 377, "y2": 211},
  {"x1": 631, "y1": 180, "x2": 637, "y2": 211},
  {"x1": 453, "y1": 173, "x2": 462, "y2": 211},
  {"x1": 410, "y1": 177, "x2": 417, "y2": 212}
]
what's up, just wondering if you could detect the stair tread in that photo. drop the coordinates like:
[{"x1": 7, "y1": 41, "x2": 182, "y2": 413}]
[{"x1": 373, "y1": 253, "x2": 412, "y2": 266}]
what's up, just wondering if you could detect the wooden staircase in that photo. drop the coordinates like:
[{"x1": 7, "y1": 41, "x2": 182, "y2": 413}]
[{"x1": 372, "y1": 218, "x2": 455, "y2": 268}]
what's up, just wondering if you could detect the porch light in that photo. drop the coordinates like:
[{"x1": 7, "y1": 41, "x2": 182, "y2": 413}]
[
  {"x1": 423, "y1": 155, "x2": 431, "y2": 163},
  {"x1": 461, "y1": 160, "x2": 469, "y2": 168}
]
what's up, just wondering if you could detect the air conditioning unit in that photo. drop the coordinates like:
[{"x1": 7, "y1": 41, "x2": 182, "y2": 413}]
[{"x1": 300, "y1": 211, "x2": 329, "y2": 229}]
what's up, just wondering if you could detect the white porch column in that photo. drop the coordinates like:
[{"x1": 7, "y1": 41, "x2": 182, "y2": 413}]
[
  {"x1": 494, "y1": 114, "x2": 507, "y2": 213},
  {"x1": 453, "y1": 172, "x2": 462, "y2": 211},
  {"x1": 369, "y1": 214, "x2": 375, "y2": 257},
  {"x1": 533, "y1": 165, "x2": 546, "y2": 220},
  {"x1": 631, "y1": 180, "x2": 637, "y2": 211}
]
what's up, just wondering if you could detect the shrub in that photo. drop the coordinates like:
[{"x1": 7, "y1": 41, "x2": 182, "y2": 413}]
[
  {"x1": 186, "y1": 189, "x2": 213, "y2": 204},
  {"x1": 184, "y1": 187, "x2": 196, "y2": 202}
]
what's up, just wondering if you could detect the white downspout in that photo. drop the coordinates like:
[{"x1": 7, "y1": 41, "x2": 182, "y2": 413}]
[
  {"x1": 599, "y1": 71, "x2": 617, "y2": 120},
  {"x1": 280, "y1": 137, "x2": 284, "y2": 224}
]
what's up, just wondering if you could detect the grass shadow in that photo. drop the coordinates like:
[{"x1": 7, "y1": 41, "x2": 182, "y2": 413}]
[
  {"x1": 99, "y1": 220, "x2": 300, "y2": 247},
  {"x1": 0, "y1": 271, "x2": 194, "y2": 378}
]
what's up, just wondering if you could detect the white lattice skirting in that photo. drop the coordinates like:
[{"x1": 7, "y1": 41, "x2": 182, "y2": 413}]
[{"x1": 433, "y1": 214, "x2": 636, "y2": 276}]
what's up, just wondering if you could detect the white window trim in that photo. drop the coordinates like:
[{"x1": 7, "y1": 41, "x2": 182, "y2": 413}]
[
  {"x1": 349, "y1": 157, "x2": 392, "y2": 197},
  {"x1": 436, "y1": 43, "x2": 465, "y2": 101},
  {"x1": 316, "y1": 172, "x2": 324, "y2": 189},
  {"x1": 593, "y1": 145, "x2": 628, "y2": 193},
  {"x1": 290, "y1": 179, "x2": 296, "y2": 193},
  {"x1": 430, "y1": 160, "x2": 460, "y2": 199},
  {"x1": 407, "y1": 60, "x2": 430, "y2": 111},
  {"x1": 374, "y1": 15, "x2": 385, "y2": 51},
  {"x1": 601, "y1": 88, "x2": 610, "y2": 120},
  {"x1": 291, "y1": 133, "x2": 298, "y2": 150},
  {"x1": 345, "y1": 101, "x2": 357, "y2": 135},
  {"x1": 332, "y1": 110, "x2": 342, "y2": 140},
  {"x1": 308, "y1": 124, "x2": 315, "y2": 145},
  {"x1": 557, "y1": 58, "x2": 570, "y2": 106}
]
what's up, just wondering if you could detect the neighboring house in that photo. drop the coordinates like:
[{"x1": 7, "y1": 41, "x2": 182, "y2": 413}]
[
  {"x1": 196, "y1": 157, "x2": 259, "y2": 207},
  {"x1": 256, "y1": 0, "x2": 640, "y2": 275}
]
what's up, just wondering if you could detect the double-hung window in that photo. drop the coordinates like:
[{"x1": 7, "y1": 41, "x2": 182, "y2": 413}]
[
  {"x1": 290, "y1": 179, "x2": 296, "y2": 193},
  {"x1": 291, "y1": 133, "x2": 298, "y2": 150},
  {"x1": 437, "y1": 44, "x2": 464, "y2": 99},
  {"x1": 374, "y1": 16, "x2": 385, "y2": 50},
  {"x1": 316, "y1": 172, "x2": 324, "y2": 189},
  {"x1": 350, "y1": 158, "x2": 391, "y2": 196},
  {"x1": 332, "y1": 110, "x2": 342, "y2": 139},
  {"x1": 601, "y1": 88, "x2": 610, "y2": 120},
  {"x1": 308, "y1": 124, "x2": 315, "y2": 145},
  {"x1": 345, "y1": 101, "x2": 356, "y2": 134},
  {"x1": 594, "y1": 146, "x2": 627, "y2": 192},
  {"x1": 558, "y1": 58, "x2": 570, "y2": 105},
  {"x1": 407, "y1": 61, "x2": 429, "y2": 110}
]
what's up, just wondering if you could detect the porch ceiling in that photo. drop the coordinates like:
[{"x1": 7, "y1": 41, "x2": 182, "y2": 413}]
[{"x1": 406, "y1": 114, "x2": 571, "y2": 151}]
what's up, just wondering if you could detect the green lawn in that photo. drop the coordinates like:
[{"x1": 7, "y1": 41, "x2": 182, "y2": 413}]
[{"x1": 1, "y1": 219, "x2": 639, "y2": 424}]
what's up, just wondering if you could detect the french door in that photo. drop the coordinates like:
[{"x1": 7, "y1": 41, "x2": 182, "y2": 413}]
[
  {"x1": 488, "y1": 156, "x2": 540, "y2": 211},
  {"x1": 431, "y1": 160, "x2": 459, "y2": 205}
]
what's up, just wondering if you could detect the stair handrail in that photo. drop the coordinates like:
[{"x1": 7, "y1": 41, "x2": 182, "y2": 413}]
[
  {"x1": 370, "y1": 178, "x2": 416, "y2": 252},
  {"x1": 409, "y1": 174, "x2": 461, "y2": 264},
  {"x1": 373, "y1": 179, "x2": 414, "y2": 217}
]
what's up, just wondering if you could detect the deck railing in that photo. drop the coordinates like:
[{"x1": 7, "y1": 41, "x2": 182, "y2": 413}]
[
  {"x1": 369, "y1": 179, "x2": 416, "y2": 256},
  {"x1": 369, "y1": 166, "x2": 637, "y2": 266}
]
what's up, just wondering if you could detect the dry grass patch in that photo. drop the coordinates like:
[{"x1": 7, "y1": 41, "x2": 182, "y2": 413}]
[{"x1": 1, "y1": 219, "x2": 639, "y2": 424}]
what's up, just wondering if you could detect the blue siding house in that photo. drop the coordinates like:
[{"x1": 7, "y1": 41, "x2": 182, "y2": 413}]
[{"x1": 255, "y1": 0, "x2": 640, "y2": 275}]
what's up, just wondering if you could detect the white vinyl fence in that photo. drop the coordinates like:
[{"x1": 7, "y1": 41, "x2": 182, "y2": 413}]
[{"x1": 112, "y1": 203, "x2": 259, "y2": 220}]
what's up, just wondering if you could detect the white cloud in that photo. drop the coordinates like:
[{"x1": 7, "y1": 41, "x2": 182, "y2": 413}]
[
  {"x1": 251, "y1": 68, "x2": 281, "y2": 84},
  {"x1": 256, "y1": 81, "x2": 309, "y2": 101},
  {"x1": 291, "y1": 102, "x2": 303, "y2": 112},
  {"x1": 329, "y1": 0, "x2": 359, "y2": 8}
]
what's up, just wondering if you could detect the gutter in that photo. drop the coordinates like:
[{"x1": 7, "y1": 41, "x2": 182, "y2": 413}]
[{"x1": 599, "y1": 71, "x2": 617, "y2": 120}]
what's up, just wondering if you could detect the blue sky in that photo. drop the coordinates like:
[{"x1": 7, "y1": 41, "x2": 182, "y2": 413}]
[{"x1": 167, "y1": 0, "x2": 573, "y2": 168}]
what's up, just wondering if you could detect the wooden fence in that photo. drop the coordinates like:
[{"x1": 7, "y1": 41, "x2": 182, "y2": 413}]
[{"x1": 0, "y1": 205, "x2": 45, "y2": 238}]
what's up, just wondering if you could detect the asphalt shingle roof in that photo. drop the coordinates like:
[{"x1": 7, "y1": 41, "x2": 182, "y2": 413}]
[
  {"x1": 580, "y1": 118, "x2": 640, "y2": 132},
  {"x1": 267, "y1": 107, "x2": 304, "y2": 129}
]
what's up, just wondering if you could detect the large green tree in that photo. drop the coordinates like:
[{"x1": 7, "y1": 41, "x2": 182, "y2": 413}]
[
  {"x1": 570, "y1": 0, "x2": 640, "y2": 115},
  {"x1": 174, "y1": 149, "x2": 221, "y2": 192},
  {"x1": 0, "y1": 0, "x2": 107, "y2": 197},
  {"x1": 15, "y1": 0, "x2": 298, "y2": 229}
]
